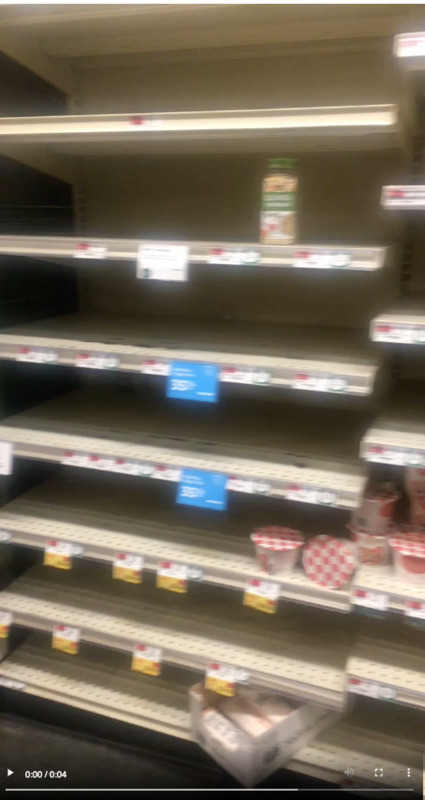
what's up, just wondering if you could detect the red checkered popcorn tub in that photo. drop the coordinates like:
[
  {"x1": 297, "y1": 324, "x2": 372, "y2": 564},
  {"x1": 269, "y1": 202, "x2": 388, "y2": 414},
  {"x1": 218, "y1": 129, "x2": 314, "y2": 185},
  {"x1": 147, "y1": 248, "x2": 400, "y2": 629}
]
[
  {"x1": 250, "y1": 527, "x2": 304, "y2": 575},
  {"x1": 302, "y1": 535, "x2": 357, "y2": 590}
]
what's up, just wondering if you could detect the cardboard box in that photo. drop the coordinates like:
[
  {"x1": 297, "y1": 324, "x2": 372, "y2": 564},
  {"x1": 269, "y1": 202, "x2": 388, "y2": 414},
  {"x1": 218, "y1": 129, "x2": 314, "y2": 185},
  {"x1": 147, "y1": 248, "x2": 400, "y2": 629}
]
[{"x1": 189, "y1": 684, "x2": 340, "y2": 787}]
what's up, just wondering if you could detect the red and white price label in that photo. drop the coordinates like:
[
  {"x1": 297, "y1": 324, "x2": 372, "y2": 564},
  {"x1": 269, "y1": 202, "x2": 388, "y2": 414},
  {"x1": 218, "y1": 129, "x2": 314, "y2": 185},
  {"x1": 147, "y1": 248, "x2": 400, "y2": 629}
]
[
  {"x1": 243, "y1": 580, "x2": 280, "y2": 614},
  {"x1": 137, "y1": 244, "x2": 189, "y2": 282},
  {"x1": 0, "y1": 611, "x2": 12, "y2": 639},
  {"x1": 110, "y1": 458, "x2": 143, "y2": 476},
  {"x1": 16, "y1": 347, "x2": 58, "y2": 364},
  {"x1": 285, "y1": 485, "x2": 337, "y2": 506},
  {"x1": 75, "y1": 353, "x2": 120, "y2": 370},
  {"x1": 373, "y1": 323, "x2": 425, "y2": 344},
  {"x1": 113, "y1": 553, "x2": 144, "y2": 584},
  {"x1": 347, "y1": 677, "x2": 396, "y2": 700},
  {"x1": 352, "y1": 589, "x2": 388, "y2": 611},
  {"x1": 74, "y1": 243, "x2": 108, "y2": 259},
  {"x1": 227, "y1": 477, "x2": 270, "y2": 495},
  {"x1": 0, "y1": 530, "x2": 12, "y2": 543},
  {"x1": 395, "y1": 34, "x2": 425, "y2": 59},
  {"x1": 141, "y1": 360, "x2": 170, "y2": 376},
  {"x1": 44, "y1": 540, "x2": 74, "y2": 570},
  {"x1": 292, "y1": 250, "x2": 351, "y2": 269},
  {"x1": 52, "y1": 625, "x2": 81, "y2": 655},
  {"x1": 207, "y1": 248, "x2": 260, "y2": 266},
  {"x1": 129, "y1": 116, "x2": 163, "y2": 130},
  {"x1": 220, "y1": 367, "x2": 271, "y2": 385},
  {"x1": 292, "y1": 373, "x2": 347, "y2": 393},
  {"x1": 131, "y1": 645, "x2": 162, "y2": 676},
  {"x1": 405, "y1": 600, "x2": 425, "y2": 620},
  {"x1": 153, "y1": 465, "x2": 181, "y2": 482},
  {"x1": 366, "y1": 446, "x2": 425, "y2": 468},
  {"x1": 0, "y1": 442, "x2": 13, "y2": 476},
  {"x1": 205, "y1": 663, "x2": 249, "y2": 697}
]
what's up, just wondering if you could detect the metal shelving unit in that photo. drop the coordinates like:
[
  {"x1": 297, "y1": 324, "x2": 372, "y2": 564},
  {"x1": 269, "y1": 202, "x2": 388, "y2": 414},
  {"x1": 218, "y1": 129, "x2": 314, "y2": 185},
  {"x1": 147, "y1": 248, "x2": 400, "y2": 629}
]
[
  {"x1": 361, "y1": 383, "x2": 425, "y2": 467},
  {"x1": 371, "y1": 300, "x2": 425, "y2": 344},
  {"x1": 0, "y1": 386, "x2": 367, "y2": 509},
  {"x1": 0, "y1": 313, "x2": 379, "y2": 397},
  {"x1": 0, "y1": 563, "x2": 350, "y2": 710}
]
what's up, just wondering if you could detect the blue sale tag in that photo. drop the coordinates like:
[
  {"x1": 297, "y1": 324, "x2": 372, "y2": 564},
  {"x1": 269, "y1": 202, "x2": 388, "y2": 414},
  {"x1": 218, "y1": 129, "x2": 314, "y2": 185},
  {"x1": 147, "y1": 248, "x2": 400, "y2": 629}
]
[
  {"x1": 166, "y1": 362, "x2": 218, "y2": 403},
  {"x1": 176, "y1": 469, "x2": 228, "y2": 510}
]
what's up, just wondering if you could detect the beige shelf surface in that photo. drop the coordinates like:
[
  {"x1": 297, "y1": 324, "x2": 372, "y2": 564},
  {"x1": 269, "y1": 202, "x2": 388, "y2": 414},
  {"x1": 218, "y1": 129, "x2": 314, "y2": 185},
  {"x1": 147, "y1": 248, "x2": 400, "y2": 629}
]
[
  {"x1": 0, "y1": 386, "x2": 368, "y2": 509},
  {"x1": 0, "y1": 313, "x2": 379, "y2": 395},
  {"x1": 361, "y1": 382, "x2": 425, "y2": 467},
  {"x1": 0, "y1": 471, "x2": 352, "y2": 613},
  {"x1": 0, "y1": 561, "x2": 350, "y2": 709}
]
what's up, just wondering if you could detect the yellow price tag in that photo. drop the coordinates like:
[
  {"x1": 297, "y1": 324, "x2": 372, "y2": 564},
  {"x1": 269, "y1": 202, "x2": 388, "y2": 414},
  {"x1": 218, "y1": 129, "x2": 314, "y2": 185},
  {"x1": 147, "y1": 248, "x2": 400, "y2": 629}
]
[
  {"x1": 156, "y1": 562, "x2": 187, "y2": 594},
  {"x1": 44, "y1": 540, "x2": 73, "y2": 570},
  {"x1": 243, "y1": 580, "x2": 280, "y2": 614},
  {"x1": 131, "y1": 646, "x2": 162, "y2": 676},
  {"x1": 0, "y1": 611, "x2": 12, "y2": 639},
  {"x1": 52, "y1": 625, "x2": 80, "y2": 655},
  {"x1": 113, "y1": 553, "x2": 143, "y2": 584}
]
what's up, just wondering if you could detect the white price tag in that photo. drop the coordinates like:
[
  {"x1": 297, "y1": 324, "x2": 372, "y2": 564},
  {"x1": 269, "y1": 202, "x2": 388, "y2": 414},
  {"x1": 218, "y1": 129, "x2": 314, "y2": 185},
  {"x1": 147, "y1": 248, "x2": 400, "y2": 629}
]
[
  {"x1": 0, "y1": 442, "x2": 13, "y2": 475},
  {"x1": 110, "y1": 458, "x2": 143, "y2": 476},
  {"x1": 0, "y1": 530, "x2": 11, "y2": 543},
  {"x1": 141, "y1": 360, "x2": 170, "y2": 376},
  {"x1": 227, "y1": 477, "x2": 270, "y2": 494},
  {"x1": 137, "y1": 244, "x2": 189, "y2": 282},
  {"x1": 220, "y1": 367, "x2": 271, "y2": 385},
  {"x1": 373, "y1": 324, "x2": 425, "y2": 344},
  {"x1": 0, "y1": 677, "x2": 25, "y2": 690},
  {"x1": 396, "y1": 35, "x2": 425, "y2": 59},
  {"x1": 0, "y1": 611, "x2": 12, "y2": 638},
  {"x1": 74, "y1": 243, "x2": 108, "y2": 259},
  {"x1": 292, "y1": 373, "x2": 347, "y2": 393},
  {"x1": 347, "y1": 678, "x2": 396, "y2": 700},
  {"x1": 16, "y1": 348, "x2": 58, "y2": 364},
  {"x1": 207, "y1": 248, "x2": 260, "y2": 266},
  {"x1": 405, "y1": 600, "x2": 425, "y2": 619},
  {"x1": 129, "y1": 116, "x2": 163, "y2": 130},
  {"x1": 285, "y1": 485, "x2": 337, "y2": 506},
  {"x1": 366, "y1": 447, "x2": 425, "y2": 467},
  {"x1": 293, "y1": 250, "x2": 351, "y2": 269},
  {"x1": 205, "y1": 663, "x2": 249, "y2": 697},
  {"x1": 153, "y1": 465, "x2": 181, "y2": 482},
  {"x1": 352, "y1": 589, "x2": 388, "y2": 611},
  {"x1": 75, "y1": 353, "x2": 120, "y2": 370}
]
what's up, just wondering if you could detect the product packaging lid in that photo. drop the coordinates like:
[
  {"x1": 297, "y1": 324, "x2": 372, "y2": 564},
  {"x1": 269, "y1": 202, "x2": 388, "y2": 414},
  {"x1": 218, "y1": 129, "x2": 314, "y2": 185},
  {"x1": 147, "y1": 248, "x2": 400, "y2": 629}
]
[
  {"x1": 302, "y1": 534, "x2": 357, "y2": 589},
  {"x1": 267, "y1": 158, "x2": 297, "y2": 170},
  {"x1": 389, "y1": 531, "x2": 425, "y2": 557},
  {"x1": 348, "y1": 524, "x2": 391, "y2": 541},
  {"x1": 251, "y1": 526, "x2": 303, "y2": 551}
]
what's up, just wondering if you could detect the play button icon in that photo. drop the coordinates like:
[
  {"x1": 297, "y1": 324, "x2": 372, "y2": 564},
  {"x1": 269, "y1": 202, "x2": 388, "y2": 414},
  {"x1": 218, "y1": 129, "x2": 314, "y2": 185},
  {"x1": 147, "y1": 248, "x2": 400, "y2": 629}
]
[{"x1": 7, "y1": 769, "x2": 13, "y2": 777}]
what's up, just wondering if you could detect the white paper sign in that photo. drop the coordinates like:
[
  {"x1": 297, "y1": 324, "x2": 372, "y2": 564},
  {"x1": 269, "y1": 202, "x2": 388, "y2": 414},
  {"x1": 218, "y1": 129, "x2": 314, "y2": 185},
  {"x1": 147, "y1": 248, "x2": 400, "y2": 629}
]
[
  {"x1": 373, "y1": 325, "x2": 425, "y2": 344},
  {"x1": 153, "y1": 465, "x2": 181, "y2": 482},
  {"x1": 0, "y1": 442, "x2": 13, "y2": 475},
  {"x1": 137, "y1": 244, "x2": 189, "y2": 282},
  {"x1": 405, "y1": 600, "x2": 425, "y2": 620},
  {"x1": 366, "y1": 447, "x2": 425, "y2": 468},
  {"x1": 227, "y1": 477, "x2": 270, "y2": 494},
  {"x1": 74, "y1": 243, "x2": 108, "y2": 259}
]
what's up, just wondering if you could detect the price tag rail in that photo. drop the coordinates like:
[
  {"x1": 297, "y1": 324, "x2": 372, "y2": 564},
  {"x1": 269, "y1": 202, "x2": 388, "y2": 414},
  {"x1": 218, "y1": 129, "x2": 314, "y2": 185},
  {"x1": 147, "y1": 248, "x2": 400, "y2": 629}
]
[
  {"x1": 0, "y1": 385, "x2": 366, "y2": 510},
  {"x1": 0, "y1": 565, "x2": 348, "y2": 710},
  {"x1": 0, "y1": 235, "x2": 386, "y2": 271}
]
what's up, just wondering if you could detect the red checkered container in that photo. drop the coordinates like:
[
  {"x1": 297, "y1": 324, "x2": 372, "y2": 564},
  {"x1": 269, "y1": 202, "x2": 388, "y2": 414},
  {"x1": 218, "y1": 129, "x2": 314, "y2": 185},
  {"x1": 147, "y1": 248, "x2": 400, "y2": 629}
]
[
  {"x1": 351, "y1": 487, "x2": 399, "y2": 535},
  {"x1": 389, "y1": 530, "x2": 425, "y2": 587},
  {"x1": 302, "y1": 535, "x2": 357, "y2": 590},
  {"x1": 348, "y1": 525, "x2": 391, "y2": 566},
  {"x1": 251, "y1": 527, "x2": 304, "y2": 575}
]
